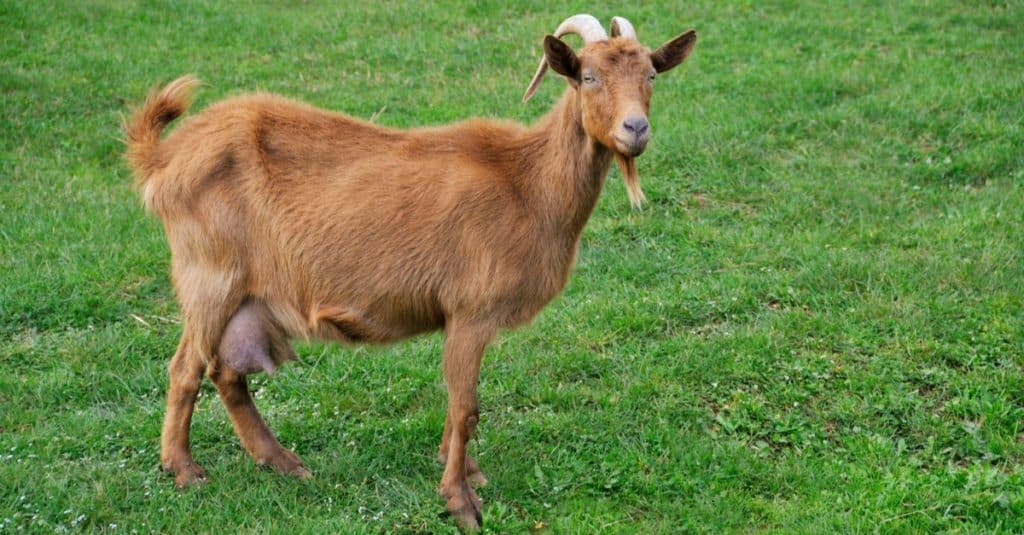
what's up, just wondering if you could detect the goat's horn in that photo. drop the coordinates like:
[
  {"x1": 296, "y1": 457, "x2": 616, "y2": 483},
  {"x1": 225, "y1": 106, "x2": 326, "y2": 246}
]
[
  {"x1": 610, "y1": 16, "x2": 637, "y2": 39},
  {"x1": 523, "y1": 14, "x2": 608, "y2": 102}
]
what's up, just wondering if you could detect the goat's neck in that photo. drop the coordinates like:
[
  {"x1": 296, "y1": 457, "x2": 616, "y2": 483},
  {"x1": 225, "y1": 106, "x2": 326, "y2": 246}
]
[{"x1": 525, "y1": 89, "x2": 614, "y2": 240}]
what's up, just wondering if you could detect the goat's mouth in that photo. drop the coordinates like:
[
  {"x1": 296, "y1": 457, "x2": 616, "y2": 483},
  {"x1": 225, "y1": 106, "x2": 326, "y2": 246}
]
[{"x1": 613, "y1": 135, "x2": 649, "y2": 157}]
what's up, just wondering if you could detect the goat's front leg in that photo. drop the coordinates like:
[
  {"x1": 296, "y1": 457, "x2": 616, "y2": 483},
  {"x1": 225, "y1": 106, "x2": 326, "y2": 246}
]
[
  {"x1": 438, "y1": 321, "x2": 494, "y2": 531},
  {"x1": 439, "y1": 416, "x2": 487, "y2": 487}
]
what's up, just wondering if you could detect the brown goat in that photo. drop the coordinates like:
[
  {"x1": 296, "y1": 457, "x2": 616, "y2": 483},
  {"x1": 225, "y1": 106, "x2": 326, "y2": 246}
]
[{"x1": 124, "y1": 14, "x2": 695, "y2": 529}]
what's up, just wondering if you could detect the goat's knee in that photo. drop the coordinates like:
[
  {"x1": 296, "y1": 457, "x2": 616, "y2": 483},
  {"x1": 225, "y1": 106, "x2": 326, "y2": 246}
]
[
  {"x1": 446, "y1": 404, "x2": 480, "y2": 448},
  {"x1": 464, "y1": 411, "x2": 479, "y2": 438},
  {"x1": 218, "y1": 301, "x2": 281, "y2": 375}
]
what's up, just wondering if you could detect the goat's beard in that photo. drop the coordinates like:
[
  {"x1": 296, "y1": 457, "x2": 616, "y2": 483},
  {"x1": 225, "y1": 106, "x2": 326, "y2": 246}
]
[{"x1": 615, "y1": 154, "x2": 646, "y2": 208}]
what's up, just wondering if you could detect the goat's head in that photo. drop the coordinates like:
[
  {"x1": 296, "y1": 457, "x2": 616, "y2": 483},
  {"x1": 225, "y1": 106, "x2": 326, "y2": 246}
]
[{"x1": 523, "y1": 15, "x2": 697, "y2": 207}]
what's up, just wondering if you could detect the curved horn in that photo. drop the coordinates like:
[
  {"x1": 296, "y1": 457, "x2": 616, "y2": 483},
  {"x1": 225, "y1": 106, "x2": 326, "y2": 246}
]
[
  {"x1": 610, "y1": 16, "x2": 637, "y2": 39},
  {"x1": 522, "y1": 14, "x2": 608, "y2": 102}
]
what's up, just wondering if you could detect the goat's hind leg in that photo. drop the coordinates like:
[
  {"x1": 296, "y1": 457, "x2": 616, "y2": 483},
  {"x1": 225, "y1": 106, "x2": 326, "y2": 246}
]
[
  {"x1": 210, "y1": 301, "x2": 310, "y2": 478},
  {"x1": 160, "y1": 330, "x2": 208, "y2": 487}
]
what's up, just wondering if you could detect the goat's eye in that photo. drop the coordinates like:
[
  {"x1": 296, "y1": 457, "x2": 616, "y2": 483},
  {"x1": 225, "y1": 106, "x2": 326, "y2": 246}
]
[
  {"x1": 648, "y1": 73, "x2": 656, "y2": 83},
  {"x1": 582, "y1": 73, "x2": 597, "y2": 84}
]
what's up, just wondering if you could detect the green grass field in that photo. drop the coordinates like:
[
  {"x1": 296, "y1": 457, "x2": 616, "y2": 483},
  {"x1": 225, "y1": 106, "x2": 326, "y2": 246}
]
[{"x1": 2, "y1": 1, "x2": 1023, "y2": 532}]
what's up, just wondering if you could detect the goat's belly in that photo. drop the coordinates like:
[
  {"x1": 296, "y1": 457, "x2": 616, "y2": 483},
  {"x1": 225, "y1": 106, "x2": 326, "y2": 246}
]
[{"x1": 307, "y1": 299, "x2": 442, "y2": 345}]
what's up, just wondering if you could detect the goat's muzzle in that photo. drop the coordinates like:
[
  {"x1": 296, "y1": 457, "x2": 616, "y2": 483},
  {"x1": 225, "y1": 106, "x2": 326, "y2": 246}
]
[{"x1": 614, "y1": 116, "x2": 650, "y2": 157}]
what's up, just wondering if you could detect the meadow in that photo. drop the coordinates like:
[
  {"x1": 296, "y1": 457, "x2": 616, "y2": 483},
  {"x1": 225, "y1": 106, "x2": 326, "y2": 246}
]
[{"x1": 2, "y1": 1, "x2": 1022, "y2": 532}]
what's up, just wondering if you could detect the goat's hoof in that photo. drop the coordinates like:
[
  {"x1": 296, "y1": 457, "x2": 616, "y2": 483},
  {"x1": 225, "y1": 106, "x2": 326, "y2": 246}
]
[
  {"x1": 442, "y1": 483, "x2": 482, "y2": 531},
  {"x1": 162, "y1": 458, "x2": 209, "y2": 488},
  {"x1": 288, "y1": 464, "x2": 314, "y2": 479},
  {"x1": 257, "y1": 447, "x2": 310, "y2": 479},
  {"x1": 467, "y1": 469, "x2": 488, "y2": 488}
]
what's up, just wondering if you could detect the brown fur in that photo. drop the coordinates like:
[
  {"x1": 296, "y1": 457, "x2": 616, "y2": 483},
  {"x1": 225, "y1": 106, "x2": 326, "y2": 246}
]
[{"x1": 125, "y1": 28, "x2": 695, "y2": 529}]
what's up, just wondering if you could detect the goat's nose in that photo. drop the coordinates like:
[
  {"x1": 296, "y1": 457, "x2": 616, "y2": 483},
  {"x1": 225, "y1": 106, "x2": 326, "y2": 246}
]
[{"x1": 622, "y1": 117, "x2": 649, "y2": 136}]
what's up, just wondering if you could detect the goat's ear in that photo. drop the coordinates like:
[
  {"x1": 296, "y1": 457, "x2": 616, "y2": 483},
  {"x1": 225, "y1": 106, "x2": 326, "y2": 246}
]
[
  {"x1": 651, "y1": 30, "x2": 697, "y2": 73},
  {"x1": 543, "y1": 35, "x2": 581, "y2": 85}
]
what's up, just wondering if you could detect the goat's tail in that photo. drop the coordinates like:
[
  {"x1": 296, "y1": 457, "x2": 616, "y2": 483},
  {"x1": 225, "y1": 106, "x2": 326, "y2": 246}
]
[{"x1": 124, "y1": 75, "x2": 200, "y2": 187}]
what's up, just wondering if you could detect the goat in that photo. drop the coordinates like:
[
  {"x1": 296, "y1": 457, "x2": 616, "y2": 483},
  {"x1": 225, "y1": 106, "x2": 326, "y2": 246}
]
[{"x1": 124, "y1": 14, "x2": 696, "y2": 529}]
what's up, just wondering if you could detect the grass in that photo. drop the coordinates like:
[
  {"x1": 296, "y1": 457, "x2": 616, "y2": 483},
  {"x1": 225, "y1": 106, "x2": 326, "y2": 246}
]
[{"x1": 2, "y1": 0, "x2": 1023, "y2": 532}]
